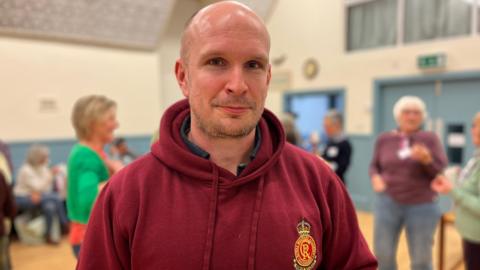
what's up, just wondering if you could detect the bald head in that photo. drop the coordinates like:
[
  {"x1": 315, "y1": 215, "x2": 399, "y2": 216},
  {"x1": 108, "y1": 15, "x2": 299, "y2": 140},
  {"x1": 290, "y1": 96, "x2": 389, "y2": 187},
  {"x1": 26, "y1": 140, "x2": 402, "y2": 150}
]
[{"x1": 180, "y1": 1, "x2": 270, "y2": 64}]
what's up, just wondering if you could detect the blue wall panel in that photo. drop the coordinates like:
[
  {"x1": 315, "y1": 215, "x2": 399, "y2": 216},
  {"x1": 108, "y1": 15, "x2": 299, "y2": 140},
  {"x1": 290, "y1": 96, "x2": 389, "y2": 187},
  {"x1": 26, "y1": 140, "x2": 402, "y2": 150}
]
[
  {"x1": 6, "y1": 135, "x2": 152, "y2": 181},
  {"x1": 7, "y1": 134, "x2": 378, "y2": 211},
  {"x1": 345, "y1": 135, "x2": 376, "y2": 212}
]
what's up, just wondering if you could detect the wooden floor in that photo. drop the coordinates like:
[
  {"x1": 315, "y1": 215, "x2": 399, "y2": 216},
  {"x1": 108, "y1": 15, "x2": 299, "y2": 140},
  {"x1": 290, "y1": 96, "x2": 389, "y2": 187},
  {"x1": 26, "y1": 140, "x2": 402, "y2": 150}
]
[{"x1": 10, "y1": 211, "x2": 464, "y2": 270}]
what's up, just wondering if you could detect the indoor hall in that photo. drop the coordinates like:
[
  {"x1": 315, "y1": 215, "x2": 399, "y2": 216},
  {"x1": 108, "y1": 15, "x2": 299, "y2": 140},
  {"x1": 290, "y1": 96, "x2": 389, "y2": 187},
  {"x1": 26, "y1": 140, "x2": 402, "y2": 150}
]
[{"x1": 1, "y1": 0, "x2": 479, "y2": 269}]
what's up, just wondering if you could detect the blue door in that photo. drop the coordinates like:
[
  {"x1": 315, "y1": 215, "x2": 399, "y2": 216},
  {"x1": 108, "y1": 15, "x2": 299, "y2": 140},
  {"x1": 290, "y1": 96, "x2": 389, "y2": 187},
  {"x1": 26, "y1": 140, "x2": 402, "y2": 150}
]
[
  {"x1": 284, "y1": 91, "x2": 345, "y2": 149},
  {"x1": 437, "y1": 78, "x2": 480, "y2": 165}
]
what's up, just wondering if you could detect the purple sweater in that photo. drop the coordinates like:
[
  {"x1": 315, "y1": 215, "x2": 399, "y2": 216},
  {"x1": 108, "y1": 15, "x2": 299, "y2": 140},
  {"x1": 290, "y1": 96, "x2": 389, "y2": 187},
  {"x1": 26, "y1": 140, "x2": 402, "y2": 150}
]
[
  {"x1": 369, "y1": 130, "x2": 447, "y2": 204},
  {"x1": 77, "y1": 99, "x2": 377, "y2": 270}
]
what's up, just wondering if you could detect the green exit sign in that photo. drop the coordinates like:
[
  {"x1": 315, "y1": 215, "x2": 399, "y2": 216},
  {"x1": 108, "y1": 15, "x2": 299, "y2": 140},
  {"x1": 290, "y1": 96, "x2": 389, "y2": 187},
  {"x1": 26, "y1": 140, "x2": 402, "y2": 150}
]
[{"x1": 417, "y1": 54, "x2": 446, "y2": 69}]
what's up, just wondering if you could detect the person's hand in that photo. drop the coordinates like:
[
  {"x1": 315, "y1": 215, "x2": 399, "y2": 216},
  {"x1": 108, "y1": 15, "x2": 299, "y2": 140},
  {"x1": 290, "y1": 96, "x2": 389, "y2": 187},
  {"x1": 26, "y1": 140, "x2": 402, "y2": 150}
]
[
  {"x1": 430, "y1": 175, "x2": 453, "y2": 194},
  {"x1": 105, "y1": 159, "x2": 124, "y2": 174},
  {"x1": 109, "y1": 145, "x2": 119, "y2": 156},
  {"x1": 411, "y1": 144, "x2": 432, "y2": 165},
  {"x1": 98, "y1": 181, "x2": 107, "y2": 192},
  {"x1": 30, "y1": 192, "x2": 42, "y2": 205},
  {"x1": 51, "y1": 166, "x2": 60, "y2": 175},
  {"x1": 371, "y1": 174, "x2": 386, "y2": 192}
]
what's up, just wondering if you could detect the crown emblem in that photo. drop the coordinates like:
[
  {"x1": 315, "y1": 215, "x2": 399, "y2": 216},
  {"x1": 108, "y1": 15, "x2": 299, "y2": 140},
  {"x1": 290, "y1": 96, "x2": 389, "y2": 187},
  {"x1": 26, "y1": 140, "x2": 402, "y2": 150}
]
[
  {"x1": 296, "y1": 220, "x2": 311, "y2": 235},
  {"x1": 293, "y1": 219, "x2": 317, "y2": 270}
]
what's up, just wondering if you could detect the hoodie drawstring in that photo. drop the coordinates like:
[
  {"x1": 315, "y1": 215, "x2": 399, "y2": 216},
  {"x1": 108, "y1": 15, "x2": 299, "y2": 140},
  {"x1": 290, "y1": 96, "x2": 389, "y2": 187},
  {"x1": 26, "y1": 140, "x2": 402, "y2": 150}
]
[
  {"x1": 202, "y1": 165, "x2": 219, "y2": 270},
  {"x1": 247, "y1": 176, "x2": 265, "y2": 270},
  {"x1": 202, "y1": 169, "x2": 265, "y2": 270}
]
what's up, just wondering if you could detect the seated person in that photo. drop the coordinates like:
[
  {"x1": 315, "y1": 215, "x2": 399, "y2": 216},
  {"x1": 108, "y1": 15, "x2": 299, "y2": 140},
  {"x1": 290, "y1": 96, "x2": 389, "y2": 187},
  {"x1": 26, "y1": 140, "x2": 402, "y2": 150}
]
[{"x1": 13, "y1": 144, "x2": 69, "y2": 244}]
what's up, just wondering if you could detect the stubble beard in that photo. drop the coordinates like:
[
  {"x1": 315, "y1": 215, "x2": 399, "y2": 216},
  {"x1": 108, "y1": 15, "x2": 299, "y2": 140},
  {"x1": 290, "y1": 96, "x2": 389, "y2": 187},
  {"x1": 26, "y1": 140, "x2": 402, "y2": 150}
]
[{"x1": 191, "y1": 104, "x2": 261, "y2": 139}]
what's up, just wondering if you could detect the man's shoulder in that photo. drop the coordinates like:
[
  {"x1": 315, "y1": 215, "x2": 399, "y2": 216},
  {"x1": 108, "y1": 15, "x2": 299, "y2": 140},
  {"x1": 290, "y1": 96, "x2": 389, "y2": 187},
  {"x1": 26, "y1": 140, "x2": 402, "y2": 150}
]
[
  {"x1": 340, "y1": 137, "x2": 352, "y2": 145},
  {"x1": 107, "y1": 152, "x2": 166, "y2": 188},
  {"x1": 281, "y1": 143, "x2": 313, "y2": 159},
  {"x1": 279, "y1": 143, "x2": 347, "y2": 198}
]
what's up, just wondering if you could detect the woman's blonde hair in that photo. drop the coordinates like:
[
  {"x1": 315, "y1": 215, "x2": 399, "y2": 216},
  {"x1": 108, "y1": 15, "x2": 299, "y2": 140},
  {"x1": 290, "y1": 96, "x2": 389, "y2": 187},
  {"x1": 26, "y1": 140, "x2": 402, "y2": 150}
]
[
  {"x1": 393, "y1": 95, "x2": 427, "y2": 124},
  {"x1": 26, "y1": 144, "x2": 49, "y2": 167},
  {"x1": 71, "y1": 95, "x2": 116, "y2": 140}
]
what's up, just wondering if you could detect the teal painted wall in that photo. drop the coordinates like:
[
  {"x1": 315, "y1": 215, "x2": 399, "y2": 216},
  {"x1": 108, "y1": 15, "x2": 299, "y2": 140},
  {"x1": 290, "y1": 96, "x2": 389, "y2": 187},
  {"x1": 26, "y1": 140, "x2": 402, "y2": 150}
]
[
  {"x1": 6, "y1": 133, "x2": 410, "y2": 213},
  {"x1": 6, "y1": 135, "x2": 152, "y2": 181},
  {"x1": 345, "y1": 135, "x2": 376, "y2": 212}
]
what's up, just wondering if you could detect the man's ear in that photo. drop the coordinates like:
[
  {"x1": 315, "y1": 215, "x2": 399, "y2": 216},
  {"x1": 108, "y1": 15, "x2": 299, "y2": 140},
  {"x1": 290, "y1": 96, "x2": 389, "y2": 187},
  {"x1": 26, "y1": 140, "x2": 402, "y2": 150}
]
[
  {"x1": 266, "y1": 63, "x2": 272, "y2": 86},
  {"x1": 175, "y1": 59, "x2": 189, "y2": 97}
]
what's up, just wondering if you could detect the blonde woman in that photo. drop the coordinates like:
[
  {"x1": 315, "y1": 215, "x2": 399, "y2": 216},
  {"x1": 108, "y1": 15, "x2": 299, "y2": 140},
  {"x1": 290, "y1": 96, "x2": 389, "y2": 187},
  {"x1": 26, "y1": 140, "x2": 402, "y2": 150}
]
[
  {"x1": 67, "y1": 95, "x2": 123, "y2": 257},
  {"x1": 14, "y1": 144, "x2": 69, "y2": 244}
]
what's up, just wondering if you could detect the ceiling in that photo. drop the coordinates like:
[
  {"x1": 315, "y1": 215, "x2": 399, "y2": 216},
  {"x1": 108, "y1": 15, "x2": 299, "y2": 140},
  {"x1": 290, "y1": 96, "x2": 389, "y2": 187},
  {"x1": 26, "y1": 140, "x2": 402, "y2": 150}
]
[{"x1": 0, "y1": 0, "x2": 277, "y2": 51}]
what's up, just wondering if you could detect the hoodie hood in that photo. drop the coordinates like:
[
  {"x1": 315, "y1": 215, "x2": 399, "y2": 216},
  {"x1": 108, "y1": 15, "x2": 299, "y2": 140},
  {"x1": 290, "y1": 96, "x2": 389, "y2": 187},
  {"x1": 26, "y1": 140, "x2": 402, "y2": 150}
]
[
  {"x1": 151, "y1": 99, "x2": 285, "y2": 269},
  {"x1": 151, "y1": 99, "x2": 285, "y2": 187}
]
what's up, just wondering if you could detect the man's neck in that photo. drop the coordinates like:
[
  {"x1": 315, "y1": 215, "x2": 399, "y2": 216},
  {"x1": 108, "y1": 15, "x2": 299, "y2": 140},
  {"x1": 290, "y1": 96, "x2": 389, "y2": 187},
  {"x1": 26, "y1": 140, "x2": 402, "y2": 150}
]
[{"x1": 188, "y1": 128, "x2": 255, "y2": 175}]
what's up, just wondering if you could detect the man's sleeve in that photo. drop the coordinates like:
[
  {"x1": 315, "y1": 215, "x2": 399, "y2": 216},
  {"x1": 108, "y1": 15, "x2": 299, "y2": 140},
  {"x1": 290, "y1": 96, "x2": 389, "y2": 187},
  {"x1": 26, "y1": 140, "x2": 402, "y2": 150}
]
[
  {"x1": 77, "y1": 181, "x2": 131, "y2": 270},
  {"x1": 320, "y1": 172, "x2": 378, "y2": 269}
]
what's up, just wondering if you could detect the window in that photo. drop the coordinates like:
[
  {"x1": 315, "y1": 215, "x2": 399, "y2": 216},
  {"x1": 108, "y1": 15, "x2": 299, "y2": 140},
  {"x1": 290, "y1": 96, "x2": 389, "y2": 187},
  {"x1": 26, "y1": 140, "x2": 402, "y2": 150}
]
[
  {"x1": 346, "y1": 0, "x2": 479, "y2": 51},
  {"x1": 404, "y1": 0, "x2": 472, "y2": 43},
  {"x1": 477, "y1": 1, "x2": 480, "y2": 33},
  {"x1": 347, "y1": 0, "x2": 397, "y2": 50}
]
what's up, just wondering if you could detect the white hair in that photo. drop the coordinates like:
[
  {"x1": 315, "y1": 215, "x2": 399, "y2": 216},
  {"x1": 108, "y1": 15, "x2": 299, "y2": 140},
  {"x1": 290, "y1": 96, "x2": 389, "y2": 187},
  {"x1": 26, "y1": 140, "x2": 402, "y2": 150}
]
[
  {"x1": 393, "y1": 96, "x2": 427, "y2": 123},
  {"x1": 324, "y1": 110, "x2": 343, "y2": 126}
]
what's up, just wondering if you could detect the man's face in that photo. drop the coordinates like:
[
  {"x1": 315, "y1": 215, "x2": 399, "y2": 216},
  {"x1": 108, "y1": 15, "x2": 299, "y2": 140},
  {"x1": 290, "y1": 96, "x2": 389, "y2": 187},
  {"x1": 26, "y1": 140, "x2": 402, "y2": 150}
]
[
  {"x1": 176, "y1": 13, "x2": 271, "y2": 139},
  {"x1": 118, "y1": 143, "x2": 128, "y2": 154},
  {"x1": 323, "y1": 118, "x2": 338, "y2": 137}
]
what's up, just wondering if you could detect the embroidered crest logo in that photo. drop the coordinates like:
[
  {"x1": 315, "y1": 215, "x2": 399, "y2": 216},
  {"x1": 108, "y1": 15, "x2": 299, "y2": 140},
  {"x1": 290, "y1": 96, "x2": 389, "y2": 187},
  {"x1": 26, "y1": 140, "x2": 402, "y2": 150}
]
[{"x1": 293, "y1": 219, "x2": 317, "y2": 270}]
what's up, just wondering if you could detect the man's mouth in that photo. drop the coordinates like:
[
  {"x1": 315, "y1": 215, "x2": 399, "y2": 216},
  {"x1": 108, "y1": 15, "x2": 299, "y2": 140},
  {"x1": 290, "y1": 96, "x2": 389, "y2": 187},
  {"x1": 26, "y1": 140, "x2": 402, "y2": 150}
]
[{"x1": 218, "y1": 106, "x2": 250, "y2": 115}]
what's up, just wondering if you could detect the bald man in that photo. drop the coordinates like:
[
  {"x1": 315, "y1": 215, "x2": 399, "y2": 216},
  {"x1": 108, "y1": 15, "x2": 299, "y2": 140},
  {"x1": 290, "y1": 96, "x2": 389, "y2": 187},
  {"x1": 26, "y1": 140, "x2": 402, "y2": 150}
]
[{"x1": 77, "y1": 2, "x2": 377, "y2": 269}]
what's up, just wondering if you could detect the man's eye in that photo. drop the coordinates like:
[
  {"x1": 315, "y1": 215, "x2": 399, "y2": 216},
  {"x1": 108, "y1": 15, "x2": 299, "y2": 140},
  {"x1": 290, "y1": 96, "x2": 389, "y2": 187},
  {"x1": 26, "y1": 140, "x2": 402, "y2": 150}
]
[
  {"x1": 207, "y1": 58, "x2": 225, "y2": 66},
  {"x1": 246, "y1": 61, "x2": 263, "y2": 69}
]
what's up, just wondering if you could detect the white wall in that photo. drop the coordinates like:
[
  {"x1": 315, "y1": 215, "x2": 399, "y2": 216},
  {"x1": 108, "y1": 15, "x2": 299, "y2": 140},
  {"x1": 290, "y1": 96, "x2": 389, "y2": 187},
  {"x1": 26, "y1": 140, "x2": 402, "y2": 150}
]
[
  {"x1": 0, "y1": 37, "x2": 161, "y2": 142},
  {"x1": 267, "y1": 0, "x2": 480, "y2": 135},
  {"x1": 3, "y1": 0, "x2": 480, "y2": 141},
  {"x1": 157, "y1": 0, "x2": 202, "y2": 115}
]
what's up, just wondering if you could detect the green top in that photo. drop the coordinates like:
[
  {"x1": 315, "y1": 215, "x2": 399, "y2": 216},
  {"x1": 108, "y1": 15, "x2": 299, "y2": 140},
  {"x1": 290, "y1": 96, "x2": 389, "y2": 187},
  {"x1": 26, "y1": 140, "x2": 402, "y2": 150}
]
[
  {"x1": 67, "y1": 144, "x2": 109, "y2": 224},
  {"x1": 450, "y1": 161, "x2": 480, "y2": 242}
]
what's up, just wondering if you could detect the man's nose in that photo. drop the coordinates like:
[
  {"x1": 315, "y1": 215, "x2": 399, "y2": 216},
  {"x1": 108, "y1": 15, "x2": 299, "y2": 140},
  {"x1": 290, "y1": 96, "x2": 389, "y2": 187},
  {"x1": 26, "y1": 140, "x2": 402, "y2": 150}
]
[{"x1": 226, "y1": 66, "x2": 248, "y2": 95}]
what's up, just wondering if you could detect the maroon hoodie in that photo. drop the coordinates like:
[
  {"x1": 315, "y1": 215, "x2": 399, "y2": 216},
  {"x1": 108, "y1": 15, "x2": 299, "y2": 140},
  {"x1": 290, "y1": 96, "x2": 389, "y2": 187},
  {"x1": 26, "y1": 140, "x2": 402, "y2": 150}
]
[
  {"x1": 0, "y1": 171, "x2": 15, "y2": 236},
  {"x1": 77, "y1": 99, "x2": 377, "y2": 270}
]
